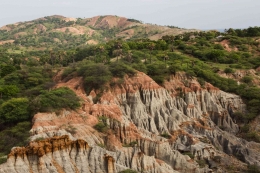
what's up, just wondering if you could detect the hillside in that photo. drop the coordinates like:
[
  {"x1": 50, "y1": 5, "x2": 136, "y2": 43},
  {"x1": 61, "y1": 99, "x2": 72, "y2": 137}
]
[
  {"x1": 0, "y1": 15, "x2": 197, "y2": 50},
  {"x1": 0, "y1": 19, "x2": 260, "y2": 173}
]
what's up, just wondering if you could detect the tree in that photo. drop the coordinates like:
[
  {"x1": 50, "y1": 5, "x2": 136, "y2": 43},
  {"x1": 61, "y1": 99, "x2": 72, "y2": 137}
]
[
  {"x1": 78, "y1": 64, "x2": 112, "y2": 93},
  {"x1": 96, "y1": 45, "x2": 105, "y2": 63},
  {"x1": 169, "y1": 44, "x2": 174, "y2": 52},
  {"x1": 0, "y1": 98, "x2": 29, "y2": 123},
  {"x1": 0, "y1": 65, "x2": 16, "y2": 77},
  {"x1": 49, "y1": 50, "x2": 56, "y2": 67},
  {"x1": 125, "y1": 50, "x2": 133, "y2": 63},
  {"x1": 0, "y1": 85, "x2": 19, "y2": 99},
  {"x1": 35, "y1": 87, "x2": 81, "y2": 112},
  {"x1": 148, "y1": 43, "x2": 155, "y2": 63},
  {"x1": 113, "y1": 49, "x2": 123, "y2": 62},
  {"x1": 205, "y1": 49, "x2": 226, "y2": 62},
  {"x1": 113, "y1": 41, "x2": 123, "y2": 62},
  {"x1": 163, "y1": 53, "x2": 169, "y2": 68},
  {"x1": 224, "y1": 67, "x2": 234, "y2": 74}
]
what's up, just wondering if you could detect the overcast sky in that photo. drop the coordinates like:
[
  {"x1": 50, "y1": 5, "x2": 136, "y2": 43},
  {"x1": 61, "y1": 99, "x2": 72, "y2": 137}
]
[{"x1": 0, "y1": 0, "x2": 259, "y2": 29}]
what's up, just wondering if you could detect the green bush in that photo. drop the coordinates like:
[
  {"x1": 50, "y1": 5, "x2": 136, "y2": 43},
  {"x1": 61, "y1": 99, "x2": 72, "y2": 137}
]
[
  {"x1": 0, "y1": 155, "x2": 7, "y2": 164},
  {"x1": 35, "y1": 87, "x2": 80, "y2": 112},
  {"x1": 160, "y1": 133, "x2": 171, "y2": 139},
  {"x1": 241, "y1": 76, "x2": 253, "y2": 84},
  {"x1": 109, "y1": 62, "x2": 136, "y2": 78},
  {"x1": 213, "y1": 44, "x2": 224, "y2": 50},
  {"x1": 224, "y1": 67, "x2": 234, "y2": 74},
  {"x1": 0, "y1": 85, "x2": 19, "y2": 99},
  {"x1": 0, "y1": 98, "x2": 29, "y2": 123},
  {"x1": 197, "y1": 78, "x2": 205, "y2": 87},
  {"x1": 247, "y1": 164, "x2": 260, "y2": 173},
  {"x1": 61, "y1": 66, "x2": 77, "y2": 80},
  {"x1": 183, "y1": 152, "x2": 194, "y2": 159},
  {"x1": 196, "y1": 159, "x2": 207, "y2": 168},
  {"x1": 131, "y1": 63, "x2": 147, "y2": 73},
  {"x1": 245, "y1": 132, "x2": 260, "y2": 142},
  {"x1": 123, "y1": 141, "x2": 137, "y2": 147},
  {"x1": 0, "y1": 65, "x2": 16, "y2": 77},
  {"x1": 241, "y1": 124, "x2": 250, "y2": 133},
  {"x1": 0, "y1": 121, "x2": 31, "y2": 155},
  {"x1": 94, "y1": 116, "x2": 108, "y2": 133},
  {"x1": 78, "y1": 63, "x2": 112, "y2": 93}
]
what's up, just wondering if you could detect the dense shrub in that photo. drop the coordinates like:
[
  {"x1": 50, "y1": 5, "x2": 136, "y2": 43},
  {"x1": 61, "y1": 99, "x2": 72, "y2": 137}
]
[
  {"x1": 241, "y1": 76, "x2": 253, "y2": 84},
  {"x1": 131, "y1": 63, "x2": 147, "y2": 73},
  {"x1": 247, "y1": 164, "x2": 260, "y2": 173},
  {"x1": 123, "y1": 141, "x2": 138, "y2": 147},
  {"x1": 0, "y1": 85, "x2": 19, "y2": 99},
  {"x1": 94, "y1": 116, "x2": 108, "y2": 133},
  {"x1": 183, "y1": 152, "x2": 195, "y2": 159},
  {"x1": 0, "y1": 121, "x2": 31, "y2": 156},
  {"x1": 35, "y1": 87, "x2": 80, "y2": 112},
  {"x1": 160, "y1": 133, "x2": 171, "y2": 139},
  {"x1": 224, "y1": 67, "x2": 234, "y2": 74},
  {"x1": 0, "y1": 98, "x2": 29, "y2": 123},
  {"x1": 109, "y1": 62, "x2": 136, "y2": 77},
  {"x1": 78, "y1": 63, "x2": 112, "y2": 93},
  {"x1": 0, "y1": 65, "x2": 16, "y2": 77}
]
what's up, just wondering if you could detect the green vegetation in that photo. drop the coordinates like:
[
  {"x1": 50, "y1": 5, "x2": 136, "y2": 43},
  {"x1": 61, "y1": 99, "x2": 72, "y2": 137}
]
[
  {"x1": 65, "y1": 125, "x2": 77, "y2": 135},
  {"x1": 196, "y1": 159, "x2": 207, "y2": 168},
  {"x1": 182, "y1": 152, "x2": 194, "y2": 159},
  {"x1": 247, "y1": 164, "x2": 260, "y2": 173},
  {"x1": 78, "y1": 63, "x2": 112, "y2": 93},
  {"x1": 160, "y1": 133, "x2": 171, "y2": 139},
  {"x1": 123, "y1": 141, "x2": 138, "y2": 147},
  {"x1": 1, "y1": 19, "x2": 260, "y2": 169},
  {"x1": 33, "y1": 87, "x2": 81, "y2": 112},
  {"x1": 0, "y1": 122, "x2": 31, "y2": 158},
  {"x1": 127, "y1": 18, "x2": 142, "y2": 23},
  {"x1": 0, "y1": 98, "x2": 29, "y2": 123},
  {"x1": 94, "y1": 116, "x2": 109, "y2": 133}
]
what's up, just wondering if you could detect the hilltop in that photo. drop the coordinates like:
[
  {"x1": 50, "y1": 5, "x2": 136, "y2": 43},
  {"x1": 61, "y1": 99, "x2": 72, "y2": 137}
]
[
  {"x1": 0, "y1": 16, "x2": 260, "y2": 172},
  {"x1": 0, "y1": 15, "x2": 197, "y2": 49}
]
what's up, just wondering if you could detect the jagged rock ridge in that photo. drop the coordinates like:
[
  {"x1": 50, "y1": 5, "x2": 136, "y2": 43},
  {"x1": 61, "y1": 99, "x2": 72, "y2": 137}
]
[{"x1": 0, "y1": 72, "x2": 259, "y2": 173}]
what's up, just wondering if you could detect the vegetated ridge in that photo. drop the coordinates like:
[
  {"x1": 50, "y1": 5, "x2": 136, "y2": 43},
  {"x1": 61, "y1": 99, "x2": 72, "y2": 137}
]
[
  {"x1": 0, "y1": 15, "x2": 197, "y2": 49},
  {"x1": 0, "y1": 17, "x2": 260, "y2": 173}
]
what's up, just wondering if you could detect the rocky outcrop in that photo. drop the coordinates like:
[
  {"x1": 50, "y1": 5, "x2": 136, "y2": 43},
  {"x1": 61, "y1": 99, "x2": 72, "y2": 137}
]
[{"x1": 1, "y1": 72, "x2": 259, "y2": 173}]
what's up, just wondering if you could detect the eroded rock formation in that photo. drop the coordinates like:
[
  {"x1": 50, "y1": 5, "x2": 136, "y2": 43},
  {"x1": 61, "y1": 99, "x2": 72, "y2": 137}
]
[{"x1": 1, "y1": 72, "x2": 259, "y2": 173}]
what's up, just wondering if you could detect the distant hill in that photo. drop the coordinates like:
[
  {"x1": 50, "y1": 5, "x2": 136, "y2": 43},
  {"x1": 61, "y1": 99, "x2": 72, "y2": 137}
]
[{"x1": 0, "y1": 15, "x2": 198, "y2": 49}]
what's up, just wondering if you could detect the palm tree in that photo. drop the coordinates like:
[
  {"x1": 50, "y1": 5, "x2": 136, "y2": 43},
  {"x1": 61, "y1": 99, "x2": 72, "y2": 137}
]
[
  {"x1": 97, "y1": 45, "x2": 105, "y2": 63},
  {"x1": 57, "y1": 51, "x2": 64, "y2": 67},
  {"x1": 163, "y1": 53, "x2": 169, "y2": 68},
  {"x1": 125, "y1": 50, "x2": 133, "y2": 63},
  {"x1": 113, "y1": 49, "x2": 123, "y2": 62},
  {"x1": 49, "y1": 50, "x2": 55, "y2": 67},
  {"x1": 148, "y1": 43, "x2": 155, "y2": 64},
  {"x1": 114, "y1": 41, "x2": 122, "y2": 50},
  {"x1": 169, "y1": 44, "x2": 174, "y2": 52}
]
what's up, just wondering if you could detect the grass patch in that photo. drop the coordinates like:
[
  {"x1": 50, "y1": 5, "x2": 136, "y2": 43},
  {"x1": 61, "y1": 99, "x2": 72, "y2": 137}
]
[
  {"x1": 123, "y1": 141, "x2": 137, "y2": 147},
  {"x1": 94, "y1": 116, "x2": 108, "y2": 133},
  {"x1": 160, "y1": 133, "x2": 171, "y2": 139}
]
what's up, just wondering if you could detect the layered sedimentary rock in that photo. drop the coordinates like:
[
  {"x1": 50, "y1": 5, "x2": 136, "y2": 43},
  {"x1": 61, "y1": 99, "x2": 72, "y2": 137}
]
[{"x1": 1, "y1": 72, "x2": 259, "y2": 173}]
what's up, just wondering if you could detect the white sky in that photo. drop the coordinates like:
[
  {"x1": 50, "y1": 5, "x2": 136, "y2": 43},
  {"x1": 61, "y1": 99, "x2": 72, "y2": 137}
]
[{"x1": 0, "y1": 0, "x2": 259, "y2": 29}]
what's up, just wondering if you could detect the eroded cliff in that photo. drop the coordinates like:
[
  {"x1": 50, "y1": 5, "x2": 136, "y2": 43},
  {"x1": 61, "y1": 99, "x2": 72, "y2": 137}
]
[{"x1": 1, "y1": 72, "x2": 259, "y2": 173}]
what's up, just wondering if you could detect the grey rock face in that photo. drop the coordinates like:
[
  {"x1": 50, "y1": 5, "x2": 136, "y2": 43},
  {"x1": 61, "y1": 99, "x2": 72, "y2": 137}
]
[{"x1": 0, "y1": 72, "x2": 259, "y2": 173}]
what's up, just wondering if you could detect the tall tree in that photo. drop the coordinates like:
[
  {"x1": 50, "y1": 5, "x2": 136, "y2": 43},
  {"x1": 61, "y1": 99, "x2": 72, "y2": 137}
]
[
  {"x1": 125, "y1": 50, "x2": 133, "y2": 63},
  {"x1": 148, "y1": 43, "x2": 155, "y2": 64},
  {"x1": 163, "y1": 53, "x2": 169, "y2": 68}
]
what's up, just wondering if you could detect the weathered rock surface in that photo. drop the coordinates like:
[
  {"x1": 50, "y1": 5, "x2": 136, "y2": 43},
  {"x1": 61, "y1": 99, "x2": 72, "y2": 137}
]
[{"x1": 1, "y1": 72, "x2": 259, "y2": 173}]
